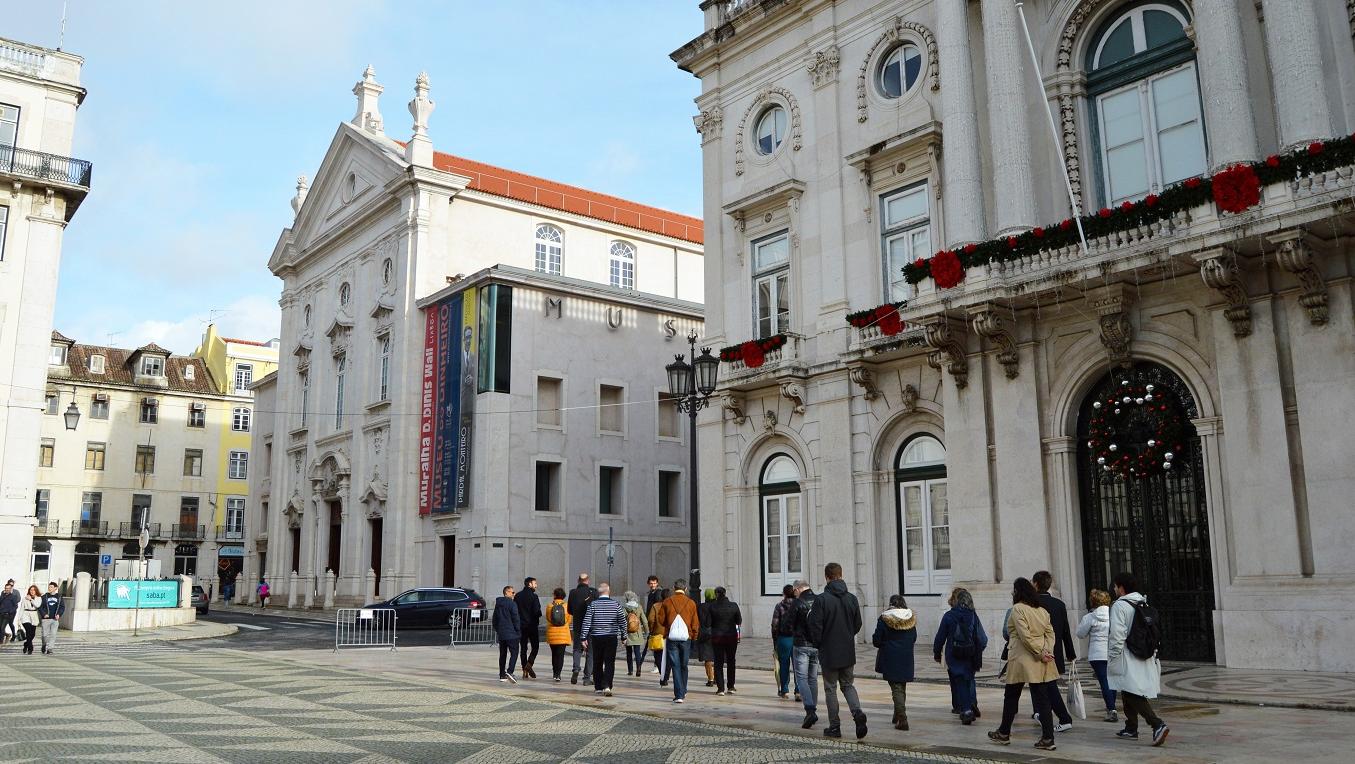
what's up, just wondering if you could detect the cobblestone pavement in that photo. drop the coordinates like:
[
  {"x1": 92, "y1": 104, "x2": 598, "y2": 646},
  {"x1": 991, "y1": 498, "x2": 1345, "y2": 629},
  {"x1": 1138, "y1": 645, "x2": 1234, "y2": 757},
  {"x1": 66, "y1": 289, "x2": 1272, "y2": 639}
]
[{"x1": 1, "y1": 645, "x2": 998, "y2": 764}]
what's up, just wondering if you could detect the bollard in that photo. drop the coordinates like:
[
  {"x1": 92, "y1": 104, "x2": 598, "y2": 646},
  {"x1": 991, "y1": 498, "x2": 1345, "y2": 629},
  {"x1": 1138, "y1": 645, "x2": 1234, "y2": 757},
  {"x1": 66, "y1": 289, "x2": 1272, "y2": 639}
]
[
  {"x1": 323, "y1": 569, "x2": 336, "y2": 609},
  {"x1": 287, "y1": 571, "x2": 299, "y2": 608},
  {"x1": 384, "y1": 568, "x2": 396, "y2": 600},
  {"x1": 364, "y1": 569, "x2": 376, "y2": 603}
]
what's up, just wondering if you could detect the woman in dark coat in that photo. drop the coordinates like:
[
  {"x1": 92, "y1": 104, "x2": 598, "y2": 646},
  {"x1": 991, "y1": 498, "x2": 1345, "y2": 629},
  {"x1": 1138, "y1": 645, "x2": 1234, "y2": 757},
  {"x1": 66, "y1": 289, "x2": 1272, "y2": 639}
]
[
  {"x1": 695, "y1": 588, "x2": 717, "y2": 687},
  {"x1": 872, "y1": 594, "x2": 917, "y2": 730},
  {"x1": 707, "y1": 587, "x2": 743, "y2": 695},
  {"x1": 934, "y1": 586, "x2": 988, "y2": 724}
]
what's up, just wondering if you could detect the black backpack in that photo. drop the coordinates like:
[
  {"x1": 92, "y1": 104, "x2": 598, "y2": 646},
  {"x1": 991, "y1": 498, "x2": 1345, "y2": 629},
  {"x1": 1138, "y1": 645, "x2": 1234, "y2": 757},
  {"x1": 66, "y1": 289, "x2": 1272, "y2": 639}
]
[
  {"x1": 950, "y1": 615, "x2": 978, "y2": 661},
  {"x1": 1123, "y1": 598, "x2": 1162, "y2": 660},
  {"x1": 548, "y1": 602, "x2": 567, "y2": 627}
]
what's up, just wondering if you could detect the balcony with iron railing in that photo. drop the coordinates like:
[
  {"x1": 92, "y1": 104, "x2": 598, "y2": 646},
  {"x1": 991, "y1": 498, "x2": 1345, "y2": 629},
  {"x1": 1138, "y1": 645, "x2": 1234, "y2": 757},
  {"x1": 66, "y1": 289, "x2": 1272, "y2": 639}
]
[
  {"x1": 119, "y1": 522, "x2": 162, "y2": 539},
  {"x1": 171, "y1": 523, "x2": 206, "y2": 541},
  {"x1": 215, "y1": 525, "x2": 245, "y2": 542},
  {"x1": 74, "y1": 520, "x2": 109, "y2": 538},
  {"x1": 33, "y1": 519, "x2": 61, "y2": 537},
  {"x1": 0, "y1": 144, "x2": 92, "y2": 189}
]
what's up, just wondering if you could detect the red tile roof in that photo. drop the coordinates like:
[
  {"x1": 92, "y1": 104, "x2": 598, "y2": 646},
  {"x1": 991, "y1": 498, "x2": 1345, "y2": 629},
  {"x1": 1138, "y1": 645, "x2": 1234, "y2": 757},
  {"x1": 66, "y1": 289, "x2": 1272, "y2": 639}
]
[
  {"x1": 430, "y1": 151, "x2": 704, "y2": 245},
  {"x1": 222, "y1": 337, "x2": 272, "y2": 347},
  {"x1": 49, "y1": 342, "x2": 217, "y2": 395}
]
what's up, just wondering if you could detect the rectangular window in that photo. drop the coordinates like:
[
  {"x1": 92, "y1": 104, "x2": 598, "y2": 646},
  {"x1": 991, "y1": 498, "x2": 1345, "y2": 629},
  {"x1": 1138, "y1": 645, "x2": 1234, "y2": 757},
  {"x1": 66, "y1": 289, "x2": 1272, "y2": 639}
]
[
  {"x1": 657, "y1": 392, "x2": 680, "y2": 439},
  {"x1": 35, "y1": 489, "x2": 50, "y2": 523},
  {"x1": 899, "y1": 478, "x2": 951, "y2": 594},
  {"x1": 300, "y1": 370, "x2": 310, "y2": 426},
  {"x1": 477, "y1": 284, "x2": 513, "y2": 393},
  {"x1": 135, "y1": 445, "x2": 156, "y2": 475},
  {"x1": 49, "y1": 345, "x2": 67, "y2": 365},
  {"x1": 183, "y1": 448, "x2": 203, "y2": 477},
  {"x1": 228, "y1": 450, "x2": 249, "y2": 480},
  {"x1": 232, "y1": 407, "x2": 251, "y2": 432},
  {"x1": 598, "y1": 465, "x2": 624, "y2": 516},
  {"x1": 752, "y1": 232, "x2": 791, "y2": 338},
  {"x1": 80, "y1": 491, "x2": 103, "y2": 527},
  {"x1": 174, "y1": 551, "x2": 198, "y2": 577},
  {"x1": 0, "y1": 206, "x2": 7, "y2": 261},
  {"x1": 1096, "y1": 62, "x2": 1206, "y2": 206},
  {"x1": 226, "y1": 497, "x2": 245, "y2": 537},
  {"x1": 85, "y1": 442, "x2": 106, "y2": 471},
  {"x1": 140, "y1": 356, "x2": 164, "y2": 377},
  {"x1": 536, "y1": 376, "x2": 562, "y2": 428},
  {"x1": 534, "y1": 460, "x2": 561, "y2": 512},
  {"x1": 91, "y1": 394, "x2": 109, "y2": 419},
  {"x1": 89, "y1": 354, "x2": 105, "y2": 374},
  {"x1": 187, "y1": 402, "x2": 205, "y2": 428},
  {"x1": 139, "y1": 398, "x2": 158, "y2": 424},
  {"x1": 378, "y1": 335, "x2": 391, "y2": 402},
  {"x1": 762, "y1": 492, "x2": 803, "y2": 595},
  {"x1": 881, "y1": 183, "x2": 930, "y2": 303},
  {"x1": 131, "y1": 494, "x2": 152, "y2": 530},
  {"x1": 598, "y1": 384, "x2": 624, "y2": 434},
  {"x1": 334, "y1": 356, "x2": 346, "y2": 428},
  {"x1": 658, "y1": 470, "x2": 681, "y2": 519},
  {"x1": 234, "y1": 363, "x2": 253, "y2": 393},
  {"x1": 38, "y1": 438, "x2": 54, "y2": 468},
  {"x1": 179, "y1": 496, "x2": 199, "y2": 526},
  {"x1": 45, "y1": 393, "x2": 58, "y2": 414},
  {"x1": 0, "y1": 103, "x2": 16, "y2": 148}
]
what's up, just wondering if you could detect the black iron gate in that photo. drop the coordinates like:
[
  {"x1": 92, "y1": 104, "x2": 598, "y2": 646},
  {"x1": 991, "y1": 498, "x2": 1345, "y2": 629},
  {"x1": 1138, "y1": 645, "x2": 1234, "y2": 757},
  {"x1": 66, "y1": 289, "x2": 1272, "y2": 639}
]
[{"x1": 1076, "y1": 362, "x2": 1215, "y2": 662}]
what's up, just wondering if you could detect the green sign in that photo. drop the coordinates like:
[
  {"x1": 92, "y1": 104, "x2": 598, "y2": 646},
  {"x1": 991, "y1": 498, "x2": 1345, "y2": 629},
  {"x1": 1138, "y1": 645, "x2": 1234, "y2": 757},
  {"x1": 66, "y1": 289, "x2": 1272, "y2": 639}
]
[{"x1": 107, "y1": 579, "x2": 180, "y2": 609}]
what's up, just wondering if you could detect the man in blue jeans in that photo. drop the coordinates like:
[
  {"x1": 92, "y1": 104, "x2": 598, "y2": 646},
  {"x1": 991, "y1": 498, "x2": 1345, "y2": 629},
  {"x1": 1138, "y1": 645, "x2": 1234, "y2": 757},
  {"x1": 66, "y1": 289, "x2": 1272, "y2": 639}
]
[
  {"x1": 653, "y1": 578, "x2": 699, "y2": 703},
  {"x1": 790, "y1": 579, "x2": 820, "y2": 728}
]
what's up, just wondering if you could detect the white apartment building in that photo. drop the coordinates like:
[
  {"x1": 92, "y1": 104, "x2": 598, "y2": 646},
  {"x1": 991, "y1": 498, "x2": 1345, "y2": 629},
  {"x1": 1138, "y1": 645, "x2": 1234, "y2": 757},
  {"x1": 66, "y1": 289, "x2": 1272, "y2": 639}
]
[
  {"x1": 0, "y1": 36, "x2": 89, "y2": 586},
  {"x1": 674, "y1": 0, "x2": 1355, "y2": 671},
  {"x1": 247, "y1": 69, "x2": 704, "y2": 605}
]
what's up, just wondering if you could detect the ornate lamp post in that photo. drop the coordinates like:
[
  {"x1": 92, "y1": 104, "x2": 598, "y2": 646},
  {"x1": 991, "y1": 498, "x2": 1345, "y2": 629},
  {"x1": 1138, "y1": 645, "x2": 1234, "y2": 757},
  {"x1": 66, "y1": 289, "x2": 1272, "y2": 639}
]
[{"x1": 665, "y1": 329, "x2": 719, "y2": 592}]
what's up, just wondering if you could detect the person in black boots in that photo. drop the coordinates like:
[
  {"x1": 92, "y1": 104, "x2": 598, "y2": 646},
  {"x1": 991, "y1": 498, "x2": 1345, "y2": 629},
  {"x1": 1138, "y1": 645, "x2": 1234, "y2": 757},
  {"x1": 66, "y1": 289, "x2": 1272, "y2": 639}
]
[
  {"x1": 492, "y1": 585, "x2": 523, "y2": 683},
  {"x1": 1031, "y1": 571, "x2": 1076, "y2": 733},
  {"x1": 807, "y1": 562, "x2": 867, "y2": 740},
  {"x1": 566, "y1": 572, "x2": 597, "y2": 685},
  {"x1": 707, "y1": 587, "x2": 742, "y2": 695},
  {"x1": 514, "y1": 577, "x2": 543, "y2": 679}
]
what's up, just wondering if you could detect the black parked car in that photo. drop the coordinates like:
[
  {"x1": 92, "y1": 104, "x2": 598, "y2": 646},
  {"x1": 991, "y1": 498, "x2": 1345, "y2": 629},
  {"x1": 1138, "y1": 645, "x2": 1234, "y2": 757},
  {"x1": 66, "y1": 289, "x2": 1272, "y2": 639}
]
[{"x1": 363, "y1": 588, "x2": 485, "y2": 629}]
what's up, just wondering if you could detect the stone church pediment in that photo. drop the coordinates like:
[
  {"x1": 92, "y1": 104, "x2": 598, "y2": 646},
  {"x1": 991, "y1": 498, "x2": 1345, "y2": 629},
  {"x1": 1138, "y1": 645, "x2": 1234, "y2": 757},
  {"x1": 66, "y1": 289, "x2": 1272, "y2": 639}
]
[{"x1": 288, "y1": 123, "x2": 405, "y2": 258}]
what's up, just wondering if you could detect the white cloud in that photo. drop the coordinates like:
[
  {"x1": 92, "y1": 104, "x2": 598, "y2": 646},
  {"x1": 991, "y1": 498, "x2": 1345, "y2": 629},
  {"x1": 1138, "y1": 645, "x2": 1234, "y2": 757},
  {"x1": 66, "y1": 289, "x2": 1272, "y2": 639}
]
[{"x1": 119, "y1": 293, "x2": 280, "y2": 356}]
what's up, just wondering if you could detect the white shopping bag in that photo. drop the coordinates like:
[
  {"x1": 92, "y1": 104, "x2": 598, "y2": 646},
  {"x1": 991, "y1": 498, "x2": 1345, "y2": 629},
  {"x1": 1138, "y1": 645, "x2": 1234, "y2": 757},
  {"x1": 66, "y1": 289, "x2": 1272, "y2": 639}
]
[{"x1": 1065, "y1": 660, "x2": 1088, "y2": 720}]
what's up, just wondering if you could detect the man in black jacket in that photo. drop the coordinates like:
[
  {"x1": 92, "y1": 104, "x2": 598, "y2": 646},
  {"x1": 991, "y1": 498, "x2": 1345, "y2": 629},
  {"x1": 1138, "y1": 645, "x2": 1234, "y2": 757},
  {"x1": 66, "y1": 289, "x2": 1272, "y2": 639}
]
[
  {"x1": 790, "y1": 580, "x2": 820, "y2": 728},
  {"x1": 515, "y1": 577, "x2": 543, "y2": 679},
  {"x1": 1032, "y1": 570, "x2": 1076, "y2": 731},
  {"x1": 806, "y1": 563, "x2": 867, "y2": 740},
  {"x1": 644, "y1": 575, "x2": 661, "y2": 612},
  {"x1": 566, "y1": 572, "x2": 597, "y2": 685}
]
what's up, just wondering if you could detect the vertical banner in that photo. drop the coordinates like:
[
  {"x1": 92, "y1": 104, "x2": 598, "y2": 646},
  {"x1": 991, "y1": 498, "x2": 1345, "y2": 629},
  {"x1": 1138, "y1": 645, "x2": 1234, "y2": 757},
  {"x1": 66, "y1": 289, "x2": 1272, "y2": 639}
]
[
  {"x1": 426, "y1": 289, "x2": 477, "y2": 515},
  {"x1": 418, "y1": 307, "x2": 439, "y2": 515},
  {"x1": 456, "y1": 288, "x2": 478, "y2": 509}
]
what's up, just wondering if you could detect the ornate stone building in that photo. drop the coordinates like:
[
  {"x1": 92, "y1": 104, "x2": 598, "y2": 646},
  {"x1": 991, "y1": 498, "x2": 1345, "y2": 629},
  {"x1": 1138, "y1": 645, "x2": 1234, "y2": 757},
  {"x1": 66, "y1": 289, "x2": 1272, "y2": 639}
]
[{"x1": 674, "y1": 0, "x2": 1355, "y2": 671}]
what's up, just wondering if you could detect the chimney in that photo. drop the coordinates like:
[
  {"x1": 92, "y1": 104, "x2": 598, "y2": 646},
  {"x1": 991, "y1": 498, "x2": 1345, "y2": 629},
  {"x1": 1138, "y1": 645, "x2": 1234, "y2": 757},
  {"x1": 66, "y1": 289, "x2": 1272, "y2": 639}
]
[
  {"x1": 405, "y1": 71, "x2": 435, "y2": 167},
  {"x1": 351, "y1": 65, "x2": 384, "y2": 134}
]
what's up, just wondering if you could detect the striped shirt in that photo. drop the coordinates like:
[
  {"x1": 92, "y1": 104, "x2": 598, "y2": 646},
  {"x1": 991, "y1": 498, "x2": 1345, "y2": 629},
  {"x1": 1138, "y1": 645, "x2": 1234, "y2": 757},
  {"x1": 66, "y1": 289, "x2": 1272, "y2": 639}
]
[{"x1": 580, "y1": 596, "x2": 627, "y2": 639}]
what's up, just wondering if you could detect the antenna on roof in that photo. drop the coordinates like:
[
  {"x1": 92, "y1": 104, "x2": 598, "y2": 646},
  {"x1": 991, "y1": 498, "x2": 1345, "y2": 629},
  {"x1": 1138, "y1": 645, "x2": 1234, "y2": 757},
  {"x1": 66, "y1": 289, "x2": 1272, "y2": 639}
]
[
  {"x1": 105, "y1": 331, "x2": 121, "y2": 346},
  {"x1": 58, "y1": 2, "x2": 68, "y2": 50},
  {"x1": 203, "y1": 309, "x2": 226, "y2": 327}
]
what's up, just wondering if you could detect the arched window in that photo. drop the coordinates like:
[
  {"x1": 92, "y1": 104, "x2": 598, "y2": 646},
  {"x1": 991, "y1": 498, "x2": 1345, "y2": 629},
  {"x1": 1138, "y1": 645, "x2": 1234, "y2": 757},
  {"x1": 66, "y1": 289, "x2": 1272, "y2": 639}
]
[
  {"x1": 609, "y1": 241, "x2": 636, "y2": 290},
  {"x1": 760, "y1": 454, "x2": 803, "y2": 594},
  {"x1": 1087, "y1": 2, "x2": 1205, "y2": 207},
  {"x1": 338, "y1": 282, "x2": 351, "y2": 307},
  {"x1": 878, "y1": 43, "x2": 923, "y2": 99},
  {"x1": 535, "y1": 224, "x2": 563, "y2": 275},
  {"x1": 895, "y1": 435, "x2": 949, "y2": 595},
  {"x1": 754, "y1": 105, "x2": 787, "y2": 155}
]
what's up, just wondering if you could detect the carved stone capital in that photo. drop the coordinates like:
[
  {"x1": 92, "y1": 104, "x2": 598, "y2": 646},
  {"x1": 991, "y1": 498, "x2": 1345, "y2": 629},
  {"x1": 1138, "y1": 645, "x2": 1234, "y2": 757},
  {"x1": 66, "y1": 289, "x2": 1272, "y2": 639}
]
[
  {"x1": 1270, "y1": 230, "x2": 1328, "y2": 326},
  {"x1": 693, "y1": 107, "x2": 724, "y2": 143},
  {"x1": 848, "y1": 367, "x2": 881, "y2": 400},
  {"x1": 719, "y1": 393, "x2": 747, "y2": 426},
  {"x1": 1088, "y1": 285, "x2": 1135, "y2": 368},
  {"x1": 921, "y1": 317, "x2": 969, "y2": 389},
  {"x1": 969, "y1": 305, "x2": 1020, "y2": 379},
  {"x1": 806, "y1": 45, "x2": 841, "y2": 89},
  {"x1": 780, "y1": 381, "x2": 806, "y2": 414},
  {"x1": 1194, "y1": 248, "x2": 1252, "y2": 337}
]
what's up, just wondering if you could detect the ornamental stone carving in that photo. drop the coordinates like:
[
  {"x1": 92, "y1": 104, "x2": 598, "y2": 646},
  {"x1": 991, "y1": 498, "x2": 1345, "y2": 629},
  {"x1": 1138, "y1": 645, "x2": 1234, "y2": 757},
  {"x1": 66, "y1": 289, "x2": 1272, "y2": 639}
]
[
  {"x1": 1089, "y1": 285, "x2": 1135, "y2": 368},
  {"x1": 848, "y1": 367, "x2": 881, "y2": 400},
  {"x1": 901, "y1": 383, "x2": 919, "y2": 412},
  {"x1": 780, "y1": 381, "x2": 806, "y2": 414},
  {"x1": 1054, "y1": 0, "x2": 1121, "y2": 209},
  {"x1": 922, "y1": 317, "x2": 969, "y2": 389},
  {"x1": 1271, "y1": 231, "x2": 1329, "y2": 326},
  {"x1": 694, "y1": 108, "x2": 724, "y2": 143},
  {"x1": 734, "y1": 85, "x2": 803, "y2": 176},
  {"x1": 720, "y1": 393, "x2": 748, "y2": 425},
  {"x1": 857, "y1": 17, "x2": 939, "y2": 123},
  {"x1": 763, "y1": 409, "x2": 778, "y2": 434},
  {"x1": 970, "y1": 306, "x2": 1020, "y2": 379},
  {"x1": 1195, "y1": 248, "x2": 1252, "y2": 337},
  {"x1": 806, "y1": 45, "x2": 841, "y2": 89}
]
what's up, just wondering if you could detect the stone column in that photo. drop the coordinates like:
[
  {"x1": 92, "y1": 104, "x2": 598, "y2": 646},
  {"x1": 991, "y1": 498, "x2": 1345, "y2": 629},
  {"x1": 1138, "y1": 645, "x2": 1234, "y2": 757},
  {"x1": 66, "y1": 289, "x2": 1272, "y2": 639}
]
[
  {"x1": 981, "y1": 0, "x2": 1037, "y2": 233},
  {"x1": 937, "y1": 0, "x2": 985, "y2": 245},
  {"x1": 323, "y1": 569, "x2": 336, "y2": 608},
  {"x1": 287, "y1": 571, "x2": 298, "y2": 608},
  {"x1": 1192, "y1": 0, "x2": 1259, "y2": 168},
  {"x1": 1260, "y1": 0, "x2": 1333, "y2": 147}
]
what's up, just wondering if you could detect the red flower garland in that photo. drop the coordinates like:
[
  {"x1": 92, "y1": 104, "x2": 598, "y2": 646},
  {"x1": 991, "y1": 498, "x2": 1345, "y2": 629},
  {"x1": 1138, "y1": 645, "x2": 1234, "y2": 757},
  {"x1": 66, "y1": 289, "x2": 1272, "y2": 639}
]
[
  {"x1": 930, "y1": 249, "x2": 965, "y2": 290},
  {"x1": 876, "y1": 304, "x2": 904, "y2": 336},
  {"x1": 719, "y1": 334, "x2": 788, "y2": 368},
  {"x1": 740, "y1": 340, "x2": 765, "y2": 368},
  {"x1": 1211, "y1": 164, "x2": 1261, "y2": 214}
]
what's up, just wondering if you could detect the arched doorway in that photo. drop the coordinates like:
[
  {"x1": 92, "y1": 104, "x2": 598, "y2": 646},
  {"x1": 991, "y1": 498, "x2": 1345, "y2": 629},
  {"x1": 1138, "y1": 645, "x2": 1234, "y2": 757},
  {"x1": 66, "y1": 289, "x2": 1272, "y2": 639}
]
[
  {"x1": 1076, "y1": 361, "x2": 1214, "y2": 661},
  {"x1": 759, "y1": 455, "x2": 803, "y2": 596},
  {"x1": 895, "y1": 435, "x2": 949, "y2": 596}
]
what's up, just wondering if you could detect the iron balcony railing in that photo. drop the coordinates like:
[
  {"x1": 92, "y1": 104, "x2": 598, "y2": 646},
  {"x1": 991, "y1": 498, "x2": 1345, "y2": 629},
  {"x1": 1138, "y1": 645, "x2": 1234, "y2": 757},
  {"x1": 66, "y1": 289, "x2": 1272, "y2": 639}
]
[
  {"x1": 33, "y1": 519, "x2": 61, "y2": 536},
  {"x1": 119, "y1": 521, "x2": 162, "y2": 539},
  {"x1": 171, "y1": 523, "x2": 206, "y2": 540},
  {"x1": 75, "y1": 520, "x2": 109, "y2": 537},
  {"x1": 0, "y1": 144, "x2": 93, "y2": 188},
  {"x1": 215, "y1": 525, "x2": 245, "y2": 541}
]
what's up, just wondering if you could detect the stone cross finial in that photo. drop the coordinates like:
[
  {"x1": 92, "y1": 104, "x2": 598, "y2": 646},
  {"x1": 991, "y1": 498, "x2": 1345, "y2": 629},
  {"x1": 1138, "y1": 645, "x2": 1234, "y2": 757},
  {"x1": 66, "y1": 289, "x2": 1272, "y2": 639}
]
[
  {"x1": 351, "y1": 65, "x2": 384, "y2": 134},
  {"x1": 291, "y1": 174, "x2": 309, "y2": 217},
  {"x1": 405, "y1": 71, "x2": 435, "y2": 166}
]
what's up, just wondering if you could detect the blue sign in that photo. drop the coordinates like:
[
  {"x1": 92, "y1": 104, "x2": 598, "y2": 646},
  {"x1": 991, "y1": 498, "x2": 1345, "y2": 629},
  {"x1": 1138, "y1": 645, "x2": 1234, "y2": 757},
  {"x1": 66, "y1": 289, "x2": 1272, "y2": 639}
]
[
  {"x1": 218, "y1": 546, "x2": 244, "y2": 558},
  {"x1": 107, "y1": 580, "x2": 180, "y2": 609},
  {"x1": 100, "y1": 554, "x2": 112, "y2": 566}
]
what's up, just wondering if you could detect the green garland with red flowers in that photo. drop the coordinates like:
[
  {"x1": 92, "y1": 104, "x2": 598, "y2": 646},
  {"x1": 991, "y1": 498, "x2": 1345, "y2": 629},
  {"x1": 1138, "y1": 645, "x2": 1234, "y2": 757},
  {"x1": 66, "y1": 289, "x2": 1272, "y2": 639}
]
[
  {"x1": 904, "y1": 133, "x2": 1355, "y2": 288},
  {"x1": 1086, "y1": 379, "x2": 1187, "y2": 480},
  {"x1": 845, "y1": 301, "x2": 907, "y2": 335},
  {"x1": 718, "y1": 333, "x2": 787, "y2": 369}
]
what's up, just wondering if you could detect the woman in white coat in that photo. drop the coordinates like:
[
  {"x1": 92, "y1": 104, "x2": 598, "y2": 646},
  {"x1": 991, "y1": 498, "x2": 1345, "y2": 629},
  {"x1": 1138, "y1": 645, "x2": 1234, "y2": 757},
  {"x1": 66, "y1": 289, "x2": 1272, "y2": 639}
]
[
  {"x1": 1106, "y1": 572, "x2": 1168, "y2": 746},
  {"x1": 18, "y1": 585, "x2": 41, "y2": 655},
  {"x1": 1076, "y1": 589, "x2": 1116, "y2": 722}
]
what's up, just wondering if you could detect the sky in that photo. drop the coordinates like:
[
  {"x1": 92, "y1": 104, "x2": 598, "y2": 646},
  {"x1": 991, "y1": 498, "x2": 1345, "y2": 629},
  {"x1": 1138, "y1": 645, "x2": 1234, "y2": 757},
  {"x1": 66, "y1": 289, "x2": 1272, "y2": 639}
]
[{"x1": 9, "y1": 1, "x2": 705, "y2": 354}]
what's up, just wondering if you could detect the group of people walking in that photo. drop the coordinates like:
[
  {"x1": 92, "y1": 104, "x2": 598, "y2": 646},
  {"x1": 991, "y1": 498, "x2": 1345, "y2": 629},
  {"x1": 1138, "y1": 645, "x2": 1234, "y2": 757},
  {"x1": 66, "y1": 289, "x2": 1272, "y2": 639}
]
[
  {"x1": 486, "y1": 565, "x2": 1168, "y2": 752},
  {"x1": 0, "y1": 579, "x2": 66, "y2": 655}
]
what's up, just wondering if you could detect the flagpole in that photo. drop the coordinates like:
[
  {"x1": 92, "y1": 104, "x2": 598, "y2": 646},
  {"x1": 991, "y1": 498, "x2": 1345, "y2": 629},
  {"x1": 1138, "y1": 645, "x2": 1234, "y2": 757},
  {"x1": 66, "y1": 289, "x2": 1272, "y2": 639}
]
[{"x1": 1014, "y1": 1, "x2": 1090, "y2": 257}]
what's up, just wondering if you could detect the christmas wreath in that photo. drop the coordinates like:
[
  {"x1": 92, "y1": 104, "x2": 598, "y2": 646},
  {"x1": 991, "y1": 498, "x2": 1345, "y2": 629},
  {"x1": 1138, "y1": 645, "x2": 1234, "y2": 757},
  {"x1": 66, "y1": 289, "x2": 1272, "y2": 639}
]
[
  {"x1": 845, "y1": 302, "x2": 906, "y2": 335},
  {"x1": 718, "y1": 334, "x2": 787, "y2": 369},
  {"x1": 1212, "y1": 163, "x2": 1261, "y2": 214},
  {"x1": 1086, "y1": 379, "x2": 1186, "y2": 480}
]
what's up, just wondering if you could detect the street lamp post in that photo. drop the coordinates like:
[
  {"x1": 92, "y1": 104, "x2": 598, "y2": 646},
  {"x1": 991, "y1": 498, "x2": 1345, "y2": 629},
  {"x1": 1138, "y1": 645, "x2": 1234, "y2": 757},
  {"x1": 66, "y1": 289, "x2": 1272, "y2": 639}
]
[{"x1": 665, "y1": 330, "x2": 719, "y2": 593}]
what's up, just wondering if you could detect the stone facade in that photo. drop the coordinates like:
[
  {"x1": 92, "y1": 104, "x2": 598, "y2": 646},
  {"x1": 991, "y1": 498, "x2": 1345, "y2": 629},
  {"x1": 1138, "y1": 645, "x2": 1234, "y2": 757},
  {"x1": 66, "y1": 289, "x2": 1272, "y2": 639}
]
[{"x1": 674, "y1": 0, "x2": 1355, "y2": 671}]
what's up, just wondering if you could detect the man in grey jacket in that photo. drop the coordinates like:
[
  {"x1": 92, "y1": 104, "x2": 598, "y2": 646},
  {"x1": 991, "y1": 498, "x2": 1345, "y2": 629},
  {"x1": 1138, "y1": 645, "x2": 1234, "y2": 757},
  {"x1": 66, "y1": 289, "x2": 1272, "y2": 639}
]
[{"x1": 806, "y1": 563, "x2": 866, "y2": 740}]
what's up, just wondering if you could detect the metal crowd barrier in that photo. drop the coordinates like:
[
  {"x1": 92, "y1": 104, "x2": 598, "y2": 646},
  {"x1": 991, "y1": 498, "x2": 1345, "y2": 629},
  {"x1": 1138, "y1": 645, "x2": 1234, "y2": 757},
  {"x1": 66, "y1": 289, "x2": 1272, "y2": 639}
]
[
  {"x1": 448, "y1": 606, "x2": 495, "y2": 647},
  {"x1": 335, "y1": 607, "x2": 397, "y2": 651}
]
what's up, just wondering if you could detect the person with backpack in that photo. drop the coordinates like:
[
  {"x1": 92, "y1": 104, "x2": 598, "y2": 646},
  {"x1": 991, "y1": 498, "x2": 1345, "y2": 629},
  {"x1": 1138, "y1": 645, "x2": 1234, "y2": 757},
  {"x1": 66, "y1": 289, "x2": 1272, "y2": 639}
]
[
  {"x1": 1076, "y1": 588, "x2": 1117, "y2": 722},
  {"x1": 770, "y1": 584, "x2": 798, "y2": 698},
  {"x1": 806, "y1": 562, "x2": 867, "y2": 740},
  {"x1": 257, "y1": 578, "x2": 270, "y2": 608},
  {"x1": 515, "y1": 577, "x2": 543, "y2": 680},
  {"x1": 544, "y1": 587, "x2": 572, "y2": 681},
  {"x1": 708, "y1": 587, "x2": 742, "y2": 695},
  {"x1": 872, "y1": 594, "x2": 917, "y2": 731},
  {"x1": 566, "y1": 572, "x2": 597, "y2": 685},
  {"x1": 935, "y1": 586, "x2": 988, "y2": 725},
  {"x1": 790, "y1": 579, "x2": 820, "y2": 727},
  {"x1": 492, "y1": 585, "x2": 523, "y2": 683},
  {"x1": 621, "y1": 590, "x2": 649, "y2": 677},
  {"x1": 988, "y1": 577, "x2": 1058, "y2": 751},
  {"x1": 651, "y1": 578, "x2": 699, "y2": 703},
  {"x1": 1107, "y1": 572, "x2": 1168, "y2": 746}
]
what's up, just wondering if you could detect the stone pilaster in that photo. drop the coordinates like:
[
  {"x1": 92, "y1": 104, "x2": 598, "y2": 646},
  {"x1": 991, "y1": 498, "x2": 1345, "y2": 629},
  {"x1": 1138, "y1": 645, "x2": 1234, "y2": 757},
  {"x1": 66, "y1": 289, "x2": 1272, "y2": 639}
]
[
  {"x1": 981, "y1": 0, "x2": 1037, "y2": 233},
  {"x1": 1192, "y1": 0, "x2": 1260, "y2": 169},
  {"x1": 936, "y1": 0, "x2": 985, "y2": 245},
  {"x1": 1260, "y1": 0, "x2": 1334, "y2": 147}
]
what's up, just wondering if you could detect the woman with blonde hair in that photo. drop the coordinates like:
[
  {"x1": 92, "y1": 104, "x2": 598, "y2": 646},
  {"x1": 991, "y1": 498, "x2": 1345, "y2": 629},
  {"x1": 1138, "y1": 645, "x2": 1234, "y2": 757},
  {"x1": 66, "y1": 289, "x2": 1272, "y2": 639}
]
[
  {"x1": 621, "y1": 590, "x2": 649, "y2": 677},
  {"x1": 1077, "y1": 588, "x2": 1117, "y2": 722}
]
